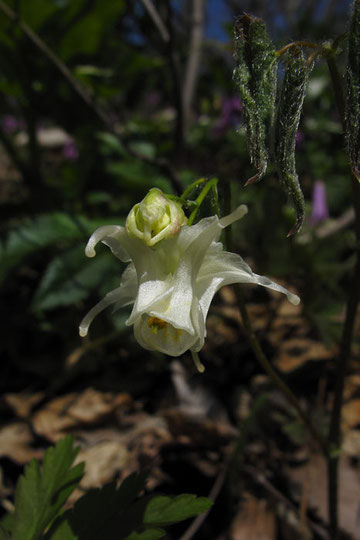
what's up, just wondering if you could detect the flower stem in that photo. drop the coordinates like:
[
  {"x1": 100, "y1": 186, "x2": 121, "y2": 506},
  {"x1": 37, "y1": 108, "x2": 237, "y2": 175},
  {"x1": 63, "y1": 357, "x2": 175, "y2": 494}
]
[
  {"x1": 276, "y1": 40, "x2": 319, "y2": 57},
  {"x1": 325, "y1": 51, "x2": 360, "y2": 540},
  {"x1": 233, "y1": 284, "x2": 328, "y2": 455},
  {"x1": 183, "y1": 177, "x2": 219, "y2": 225},
  {"x1": 222, "y1": 183, "x2": 327, "y2": 455}
]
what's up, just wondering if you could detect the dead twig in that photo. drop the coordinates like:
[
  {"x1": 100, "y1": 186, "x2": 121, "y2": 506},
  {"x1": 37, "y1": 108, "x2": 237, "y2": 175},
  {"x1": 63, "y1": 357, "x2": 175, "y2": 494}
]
[
  {"x1": 140, "y1": 0, "x2": 169, "y2": 43},
  {"x1": 183, "y1": 0, "x2": 206, "y2": 134}
]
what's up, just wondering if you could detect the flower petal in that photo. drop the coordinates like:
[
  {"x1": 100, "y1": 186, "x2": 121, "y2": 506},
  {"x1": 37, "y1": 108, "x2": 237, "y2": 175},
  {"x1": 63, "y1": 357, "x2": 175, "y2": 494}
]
[
  {"x1": 79, "y1": 287, "x2": 132, "y2": 337},
  {"x1": 197, "y1": 246, "x2": 300, "y2": 307},
  {"x1": 133, "y1": 314, "x2": 198, "y2": 356},
  {"x1": 250, "y1": 273, "x2": 300, "y2": 305},
  {"x1": 79, "y1": 264, "x2": 137, "y2": 337},
  {"x1": 85, "y1": 225, "x2": 123, "y2": 258}
]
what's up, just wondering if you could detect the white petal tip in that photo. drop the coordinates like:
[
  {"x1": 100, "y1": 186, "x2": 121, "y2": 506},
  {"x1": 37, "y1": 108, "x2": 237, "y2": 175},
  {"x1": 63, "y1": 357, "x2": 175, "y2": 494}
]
[
  {"x1": 239, "y1": 204, "x2": 248, "y2": 216},
  {"x1": 85, "y1": 248, "x2": 96, "y2": 258},
  {"x1": 191, "y1": 350, "x2": 205, "y2": 373},
  {"x1": 288, "y1": 293, "x2": 300, "y2": 306},
  {"x1": 219, "y1": 204, "x2": 248, "y2": 228},
  {"x1": 79, "y1": 327, "x2": 88, "y2": 337}
]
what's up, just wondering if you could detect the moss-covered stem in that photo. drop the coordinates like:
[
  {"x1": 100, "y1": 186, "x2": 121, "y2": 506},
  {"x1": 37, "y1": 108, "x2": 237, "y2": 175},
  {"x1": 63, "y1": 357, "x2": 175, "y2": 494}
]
[{"x1": 326, "y1": 51, "x2": 360, "y2": 540}]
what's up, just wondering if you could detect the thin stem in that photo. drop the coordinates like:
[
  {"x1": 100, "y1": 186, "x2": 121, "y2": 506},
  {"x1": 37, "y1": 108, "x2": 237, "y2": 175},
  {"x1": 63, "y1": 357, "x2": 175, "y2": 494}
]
[
  {"x1": 222, "y1": 184, "x2": 327, "y2": 456},
  {"x1": 181, "y1": 176, "x2": 209, "y2": 200},
  {"x1": 325, "y1": 51, "x2": 360, "y2": 540},
  {"x1": 276, "y1": 40, "x2": 319, "y2": 57},
  {"x1": 164, "y1": 0, "x2": 185, "y2": 161},
  {"x1": 183, "y1": 0, "x2": 205, "y2": 134},
  {"x1": 233, "y1": 284, "x2": 328, "y2": 455},
  {"x1": 140, "y1": 0, "x2": 170, "y2": 43},
  {"x1": 187, "y1": 177, "x2": 219, "y2": 225}
]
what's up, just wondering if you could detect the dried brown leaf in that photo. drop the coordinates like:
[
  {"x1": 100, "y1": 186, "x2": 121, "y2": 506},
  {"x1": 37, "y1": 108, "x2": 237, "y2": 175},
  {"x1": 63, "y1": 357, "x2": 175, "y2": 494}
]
[{"x1": 0, "y1": 422, "x2": 43, "y2": 464}]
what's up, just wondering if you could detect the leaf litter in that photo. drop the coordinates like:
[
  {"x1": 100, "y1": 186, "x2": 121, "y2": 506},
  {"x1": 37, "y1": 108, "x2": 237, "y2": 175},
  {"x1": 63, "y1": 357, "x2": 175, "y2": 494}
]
[{"x1": 1, "y1": 286, "x2": 360, "y2": 538}]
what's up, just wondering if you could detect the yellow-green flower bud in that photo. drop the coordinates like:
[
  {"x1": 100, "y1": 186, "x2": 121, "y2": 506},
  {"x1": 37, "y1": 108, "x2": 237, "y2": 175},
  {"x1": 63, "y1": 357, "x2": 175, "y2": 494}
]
[{"x1": 126, "y1": 188, "x2": 187, "y2": 246}]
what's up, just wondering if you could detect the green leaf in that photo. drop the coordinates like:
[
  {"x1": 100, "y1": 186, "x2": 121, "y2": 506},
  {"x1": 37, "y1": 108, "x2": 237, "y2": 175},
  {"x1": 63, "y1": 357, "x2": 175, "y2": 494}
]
[
  {"x1": 0, "y1": 212, "x2": 114, "y2": 284},
  {"x1": 12, "y1": 435, "x2": 84, "y2": 540},
  {"x1": 143, "y1": 494, "x2": 212, "y2": 526},
  {"x1": 273, "y1": 47, "x2": 312, "y2": 235},
  {"x1": 48, "y1": 472, "x2": 211, "y2": 540},
  {"x1": 32, "y1": 245, "x2": 119, "y2": 312},
  {"x1": 18, "y1": 0, "x2": 59, "y2": 30},
  {"x1": 48, "y1": 473, "x2": 148, "y2": 540},
  {"x1": 58, "y1": 0, "x2": 125, "y2": 60},
  {"x1": 233, "y1": 14, "x2": 277, "y2": 183},
  {"x1": 98, "y1": 132, "x2": 126, "y2": 156},
  {"x1": 106, "y1": 161, "x2": 171, "y2": 193}
]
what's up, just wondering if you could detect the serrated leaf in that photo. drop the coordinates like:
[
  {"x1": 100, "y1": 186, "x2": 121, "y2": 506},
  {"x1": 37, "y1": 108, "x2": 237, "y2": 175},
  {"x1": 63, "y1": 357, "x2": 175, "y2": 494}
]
[
  {"x1": 12, "y1": 436, "x2": 84, "y2": 540},
  {"x1": 48, "y1": 473, "x2": 148, "y2": 540},
  {"x1": 143, "y1": 494, "x2": 212, "y2": 526},
  {"x1": 48, "y1": 475, "x2": 211, "y2": 540},
  {"x1": 273, "y1": 47, "x2": 311, "y2": 234},
  {"x1": 233, "y1": 14, "x2": 277, "y2": 182}
]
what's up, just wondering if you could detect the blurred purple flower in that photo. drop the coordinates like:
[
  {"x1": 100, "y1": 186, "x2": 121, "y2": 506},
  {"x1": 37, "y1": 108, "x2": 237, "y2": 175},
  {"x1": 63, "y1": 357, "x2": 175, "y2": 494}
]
[
  {"x1": 213, "y1": 96, "x2": 242, "y2": 135},
  {"x1": 1, "y1": 115, "x2": 24, "y2": 134},
  {"x1": 309, "y1": 180, "x2": 329, "y2": 225},
  {"x1": 63, "y1": 138, "x2": 79, "y2": 161}
]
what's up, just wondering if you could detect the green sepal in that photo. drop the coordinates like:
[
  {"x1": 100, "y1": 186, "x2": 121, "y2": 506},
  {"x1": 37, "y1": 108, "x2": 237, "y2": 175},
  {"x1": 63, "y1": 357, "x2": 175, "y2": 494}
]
[
  {"x1": 273, "y1": 47, "x2": 311, "y2": 235},
  {"x1": 346, "y1": 0, "x2": 360, "y2": 181},
  {"x1": 233, "y1": 14, "x2": 277, "y2": 183}
]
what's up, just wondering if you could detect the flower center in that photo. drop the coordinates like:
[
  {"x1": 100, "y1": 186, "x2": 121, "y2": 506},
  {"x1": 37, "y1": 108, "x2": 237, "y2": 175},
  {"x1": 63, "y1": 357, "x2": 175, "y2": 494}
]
[
  {"x1": 147, "y1": 316, "x2": 168, "y2": 334},
  {"x1": 147, "y1": 316, "x2": 183, "y2": 342}
]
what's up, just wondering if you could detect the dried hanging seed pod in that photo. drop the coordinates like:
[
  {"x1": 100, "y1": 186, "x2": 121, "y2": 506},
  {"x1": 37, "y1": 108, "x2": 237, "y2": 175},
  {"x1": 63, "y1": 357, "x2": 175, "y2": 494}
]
[
  {"x1": 273, "y1": 47, "x2": 311, "y2": 235},
  {"x1": 346, "y1": 0, "x2": 360, "y2": 181},
  {"x1": 233, "y1": 14, "x2": 277, "y2": 183}
]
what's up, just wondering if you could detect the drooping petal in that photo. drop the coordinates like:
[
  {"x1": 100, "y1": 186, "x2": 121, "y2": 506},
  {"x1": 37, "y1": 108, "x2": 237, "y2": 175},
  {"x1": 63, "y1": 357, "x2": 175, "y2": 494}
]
[
  {"x1": 79, "y1": 287, "x2": 133, "y2": 337},
  {"x1": 111, "y1": 264, "x2": 138, "y2": 312},
  {"x1": 248, "y1": 273, "x2": 300, "y2": 305},
  {"x1": 85, "y1": 225, "x2": 124, "y2": 258},
  {"x1": 79, "y1": 264, "x2": 137, "y2": 337},
  {"x1": 197, "y1": 245, "x2": 300, "y2": 310}
]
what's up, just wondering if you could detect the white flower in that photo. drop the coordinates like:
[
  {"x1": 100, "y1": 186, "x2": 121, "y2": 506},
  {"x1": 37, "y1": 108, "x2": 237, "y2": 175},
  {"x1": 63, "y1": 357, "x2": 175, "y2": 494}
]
[{"x1": 79, "y1": 205, "x2": 300, "y2": 357}]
